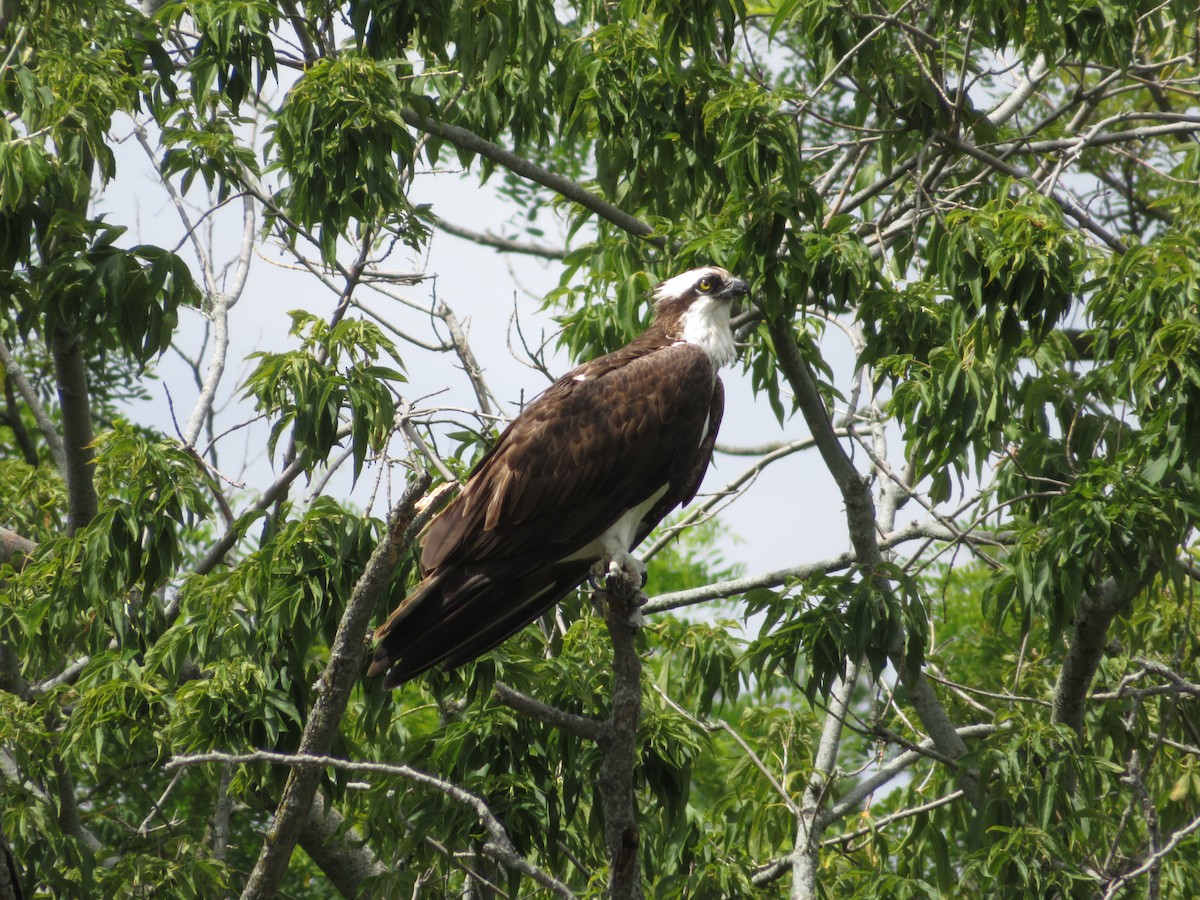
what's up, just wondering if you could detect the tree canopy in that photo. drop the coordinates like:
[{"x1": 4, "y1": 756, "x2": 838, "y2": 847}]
[{"x1": 3, "y1": 0, "x2": 1200, "y2": 897}]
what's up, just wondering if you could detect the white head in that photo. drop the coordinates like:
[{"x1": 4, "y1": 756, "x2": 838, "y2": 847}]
[{"x1": 652, "y1": 266, "x2": 750, "y2": 369}]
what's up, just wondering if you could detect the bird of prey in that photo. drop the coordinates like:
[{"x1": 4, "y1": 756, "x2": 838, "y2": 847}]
[{"x1": 369, "y1": 266, "x2": 750, "y2": 687}]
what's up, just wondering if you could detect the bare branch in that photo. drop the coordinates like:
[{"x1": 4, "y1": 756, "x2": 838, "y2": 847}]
[
  {"x1": 821, "y1": 789, "x2": 966, "y2": 847},
  {"x1": 822, "y1": 723, "x2": 1000, "y2": 826},
  {"x1": 432, "y1": 292, "x2": 502, "y2": 418},
  {"x1": 135, "y1": 125, "x2": 217, "y2": 297},
  {"x1": 642, "y1": 436, "x2": 832, "y2": 561},
  {"x1": 50, "y1": 328, "x2": 98, "y2": 533},
  {"x1": 182, "y1": 194, "x2": 256, "y2": 448},
  {"x1": 399, "y1": 108, "x2": 659, "y2": 246},
  {"x1": 430, "y1": 212, "x2": 566, "y2": 260},
  {"x1": 137, "y1": 770, "x2": 184, "y2": 837},
  {"x1": 643, "y1": 553, "x2": 854, "y2": 614},
  {"x1": 986, "y1": 54, "x2": 1050, "y2": 126},
  {"x1": 1014, "y1": 117, "x2": 1200, "y2": 153},
  {"x1": 239, "y1": 471, "x2": 433, "y2": 899},
  {"x1": 0, "y1": 528, "x2": 35, "y2": 568},
  {"x1": 1102, "y1": 809, "x2": 1200, "y2": 900},
  {"x1": 644, "y1": 519, "x2": 1004, "y2": 614},
  {"x1": 754, "y1": 723, "x2": 1002, "y2": 888},
  {"x1": 0, "y1": 335, "x2": 66, "y2": 473},
  {"x1": 398, "y1": 408, "x2": 458, "y2": 485},
  {"x1": 791, "y1": 664, "x2": 860, "y2": 899},
  {"x1": 925, "y1": 667, "x2": 1051, "y2": 709},
  {"x1": 493, "y1": 681, "x2": 605, "y2": 743}
]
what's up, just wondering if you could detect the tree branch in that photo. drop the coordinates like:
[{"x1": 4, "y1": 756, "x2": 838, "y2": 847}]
[
  {"x1": 49, "y1": 328, "x2": 97, "y2": 533},
  {"x1": 493, "y1": 681, "x2": 605, "y2": 742},
  {"x1": 754, "y1": 723, "x2": 1001, "y2": 888},
  {"x1": 1051, "y1": 577, "x2": 1147, "y2": 736},
  {"x1": 182, "y1": 195, "x2": 256, "y2": 448},
  {"x1": 985, "y1": 54, "x2": 1049, "y2": 126},
  {"x1": 644, "y1": 519, "x2": 1001, "y2": 614},
  {"x1": 239, "y1": 471, "x2": 432, "y2": 900},
  {"x1": 170, "y1": 749, "x2": 573, "y2": 899},
  {"x1": 182, "y1": 426, "x2": 351, "y2": 598},
  {"x1": 0, "y1": 373, "x2": 38, "y2": 466},
  {"x1": 642, "y1": 435, "x2": 832, "y2": 561},
  {"x1": 822, "y1": 789, "x2": 966, "y2": 847},
  {"x1": 765, "y1": 314, "x2": 978, "y2": 809},
  {"x1": 595, "y1": 580, "x2": 646, "y2": 900},
  {"x1": 430, "y1": 212, "x2": 566, "y2": 260},
  {"x1": 0, "y1": 336, "x2": 66, "y2": 472},
  {"x1": 792, "y1": 664, "x2": 860, "y2": 900},
  {"x1": 0, "y1": 821, "x2": 22, "y2": 900},
  {"x1": 933, "y1": 130, "x2": 1128, "y2": 252},
  {"x1": 433, "y1": 292, "x2": 501, "y2": 418},
  {"x1": 296, "y1": 791, "x2": 387, "y2": 899},
  {"x1": 643, "y1": 554, "x2": 854, "y2": 614},
  {"x1": 0, "y1": 528, "x2": 35, "y2": 569},
  {"x1": 1101, "y1": 808, "x2": 1200, "y2": 900},
  {"x1": 212, "y1": 764, "x2": 233, "y2": 863},
  {"x1": 821, "y1": 723, "x2": 999, "y2": 826},
  {"x1": 399, "y1": 108, "x2": 660, "y2": 246}
]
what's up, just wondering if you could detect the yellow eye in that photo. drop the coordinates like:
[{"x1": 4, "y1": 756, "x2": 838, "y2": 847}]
[{"x1": 698, "y1": 277, "x2": 713, "y2": 292}]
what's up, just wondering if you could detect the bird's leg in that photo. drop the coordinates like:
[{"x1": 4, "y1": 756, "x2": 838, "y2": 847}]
[{"x1": 590, "y1": 552, "x2": 648, "y2": 628}]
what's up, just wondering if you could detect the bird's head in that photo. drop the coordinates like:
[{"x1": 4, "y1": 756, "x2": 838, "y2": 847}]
[
  {"x1": 653, "y1": 266, "x2": 750, "y2": 309},
  {"x1": 652, "y1": 266, "x2": 750, "y2": 368}
]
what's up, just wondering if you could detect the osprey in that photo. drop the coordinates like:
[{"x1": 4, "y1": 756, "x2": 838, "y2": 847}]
[{"x1": 369, "y1": 266, "x2": 750, "y2": 687}]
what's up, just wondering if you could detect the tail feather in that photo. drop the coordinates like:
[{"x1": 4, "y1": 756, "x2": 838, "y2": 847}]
[{"x1": 370, "y1": 560, "x2": 592, "y2": 687}]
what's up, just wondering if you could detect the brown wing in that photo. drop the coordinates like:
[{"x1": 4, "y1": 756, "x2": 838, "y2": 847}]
[
  {"x1": 636, "y1": 376, "x2": 724, "y2": 546},
  {"x1": 421, "y1": 341, "x2": 717, "y2": 573},
  {"x1": 370, "y1": 341, "x2": 720, "y2": 685}
]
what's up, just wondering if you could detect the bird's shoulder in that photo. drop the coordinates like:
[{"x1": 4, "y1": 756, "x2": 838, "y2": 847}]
[{"x1": 550, "y1": 332, "x2": 713, "y2": 397}]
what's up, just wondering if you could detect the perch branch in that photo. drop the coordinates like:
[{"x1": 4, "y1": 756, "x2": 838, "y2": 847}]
[{"x1": 595, "y1": 580, "x2": 646, "y2": 900}]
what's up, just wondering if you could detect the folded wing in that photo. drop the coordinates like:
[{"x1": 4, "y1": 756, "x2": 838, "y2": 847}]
[{"x1": 369, "y1": 341, "x2": 722, "y2": 686}]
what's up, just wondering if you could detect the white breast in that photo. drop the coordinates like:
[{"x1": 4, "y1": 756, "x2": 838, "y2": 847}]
[
  {"x1": 679, "y1": 296, "x2": 735, "y2": 369},
  {"x1": 560, "y1": 484, "x2": 670, "y2": 563}
]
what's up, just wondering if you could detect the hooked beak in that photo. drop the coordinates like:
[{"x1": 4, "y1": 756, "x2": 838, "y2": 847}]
[{"x1": 720, "y1": 277, "x2": 750, "y2": 302}]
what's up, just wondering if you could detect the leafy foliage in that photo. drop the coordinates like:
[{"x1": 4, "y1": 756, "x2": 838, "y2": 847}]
[
  {"x1": 244, "y1": 311, "x2": 406, "y2": 480},
  {"x1": 2, "y1": 0, "x2": 1200, "y2": 897}
]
